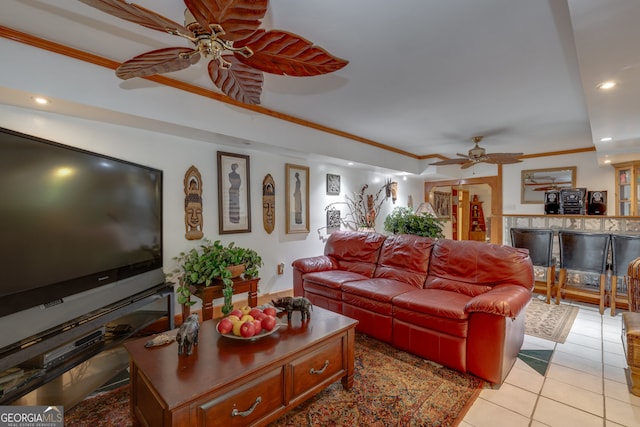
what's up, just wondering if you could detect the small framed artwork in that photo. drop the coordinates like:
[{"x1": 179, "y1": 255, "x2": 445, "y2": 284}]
[
  {"x1": 433, "y1": 191, "x2": 451, "y2": 219},
  {"x1": 285, "y1": 163, "x2": 310, "y2": 234},
  {"x1": 326, "y1": 209, "x2": 341, "y2": 233},
  {"x1": 217, "y1": 151, "x2": 251, "y2": 234},
  {"x1": 326, "y1": 173, "x2": 341, "y2": 195}
]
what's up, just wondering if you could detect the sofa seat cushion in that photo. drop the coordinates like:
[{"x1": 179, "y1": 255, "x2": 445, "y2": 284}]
[
  {"x1": 302, "y1": 270, "x2": 368, "y2": 300},
  {"x1": 392, "y1": 289, "x2": 472, "y2": 337},
  {"x1": 342, "y1": 279, "x2": 417, "y2": 315}
]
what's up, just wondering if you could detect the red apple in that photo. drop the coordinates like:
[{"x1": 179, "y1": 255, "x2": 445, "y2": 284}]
[
  {"x1": 252, "y1": 319, "x2": 263, "y2": 334},
  {"x1": 263, "y1": 307, "x2": 277, "y2": 317},
  {"x1": 229, "y1": 309, "x2": 243, "y2": 318},
  {"x1": 240, "y1": 321, "x2": 256, "y2": 338},
  {"x1": 217, "y1": 318, "x2": 233, "y2": 334},
  {"x1": 261, "y1": 315, "x2": 277, "y2": 331},
  {"x1": 254, "y1": 312, "x2": 267, "y2": 322},
  {"x1": 249, "y1": 308, "x2": 263, "y2": 318}
]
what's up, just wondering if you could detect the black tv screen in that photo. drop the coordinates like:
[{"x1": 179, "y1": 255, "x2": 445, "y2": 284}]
[{"x1": 0, "y1": 127, "x2": 162, "y2": 317}]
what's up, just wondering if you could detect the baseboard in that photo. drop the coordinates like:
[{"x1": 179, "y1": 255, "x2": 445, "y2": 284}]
[{"x1": 140, "y1": 289, "x2": 294, "y2": 333}]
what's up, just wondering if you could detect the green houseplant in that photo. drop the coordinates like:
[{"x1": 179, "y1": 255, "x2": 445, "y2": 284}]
[
  {"x1": 168, "y1": 239, "x2": 263, "y2": 315},
  {"x1": 383, "y1": 207, "x2": 445, "y2": 238}
]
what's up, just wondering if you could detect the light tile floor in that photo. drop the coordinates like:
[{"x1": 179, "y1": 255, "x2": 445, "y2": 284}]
[{"x1": 461, "y1": 301, "x2": 640, "y2": 427}]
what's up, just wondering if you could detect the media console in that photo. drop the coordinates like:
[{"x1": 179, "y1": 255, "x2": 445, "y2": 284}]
[{"x1": 0, "y1": 283, "x2": 174, "y2": 404}]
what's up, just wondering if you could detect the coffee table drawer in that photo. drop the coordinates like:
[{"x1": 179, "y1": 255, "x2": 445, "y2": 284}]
[
  {"x1": 195, "y1": 367, "x2": 285, "y2": 426},
  {"x1": 290, "y1": 338, "x2": 344, "y2": 397}
]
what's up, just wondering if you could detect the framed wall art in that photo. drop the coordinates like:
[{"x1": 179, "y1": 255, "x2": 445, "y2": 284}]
[
  {"x1": 285, "y1": 163, "x2": 310, "y2": 233},
  {"x1": 326, "y1": 173, "x2": 341, "y2": 195},
  {"x1": 433, "y1": 191, "x2": 451, "y2": 219},
  {"x1": 217, "y1": 151, "x2": 251, "y2": 234},
  {"x1": 326, "y1": 208, "x2": 341, "y2": 233},
  {"x1": 521, "y1": 166, "x2": 576, "y2": 204}
]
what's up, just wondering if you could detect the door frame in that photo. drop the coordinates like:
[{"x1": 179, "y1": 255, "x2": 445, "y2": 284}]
[{"x1": 424, "y1": 168, "x2": 502, "y2": 243}]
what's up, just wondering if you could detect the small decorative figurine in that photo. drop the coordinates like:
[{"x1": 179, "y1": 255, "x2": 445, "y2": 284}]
[
  {"x1": 271, "y1": 296, "x2": 313, "y2": 322},
  {"x1": 176, "y1": 314, "x2": 200, "y2": 356}
]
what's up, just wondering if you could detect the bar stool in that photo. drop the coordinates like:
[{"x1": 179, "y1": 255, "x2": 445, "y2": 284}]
[
  {"x1": 610, "y1": 234, "x2": 640, "y2": 315},
  {"x1": 510, "y1": 228, "x2": 555, "y2": 303},
  {"x1": 557, "y1": 231, "x2": 610, "y2": 314}
]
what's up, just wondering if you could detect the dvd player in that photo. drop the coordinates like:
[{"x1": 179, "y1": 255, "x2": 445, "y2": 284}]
[{"x1": 21, "y1": 327, "x2": 106, "y2": 369}]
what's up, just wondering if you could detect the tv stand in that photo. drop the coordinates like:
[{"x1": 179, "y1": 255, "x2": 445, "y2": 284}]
[{"x1": 0, "y1": 283, "x2": 174, "y2": 404}]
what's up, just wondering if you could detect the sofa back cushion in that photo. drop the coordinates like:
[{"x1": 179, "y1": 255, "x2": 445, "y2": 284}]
[
  {"x1": 324, "y1": 230, "x2": 387, "y2": 277},
  {"x1": 373, "y1": 234, "x2": 435, "y2": 288},
  {"x1": 426, "y1": 239, "x2": 533, "y2": 297}
]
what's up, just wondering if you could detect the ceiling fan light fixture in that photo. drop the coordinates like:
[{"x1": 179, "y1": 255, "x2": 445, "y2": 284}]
[{"x1": 430, "y1": 134, "x2": 523, "y2": 168}]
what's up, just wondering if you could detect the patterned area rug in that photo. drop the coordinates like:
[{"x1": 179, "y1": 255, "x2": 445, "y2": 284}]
[
  {"x1": 65, "y1": 333, "x2": 483, "y2": 427},
  {"x1": 525, "y1": 298, "x2": 579, "y2": 343}
]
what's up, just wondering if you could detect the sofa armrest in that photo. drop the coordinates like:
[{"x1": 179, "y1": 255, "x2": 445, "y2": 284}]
[
  {"x1": 291, "y1": 256, "x2": 339, "y2": 297},
  {"x1": 465, "y1": 284, "x2": 532, "y2": 318},
  {"x1": 291, "y1": 256, "x2": 338, "y2": 274}
]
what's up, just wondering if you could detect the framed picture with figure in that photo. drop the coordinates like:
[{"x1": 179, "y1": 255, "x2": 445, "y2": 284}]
[
  {"x1": 285, "y1": 163, "x2": 310, "y2": 234},
  {"x1": 217, "y1": 151, "x2": 251, "y2": 234}
]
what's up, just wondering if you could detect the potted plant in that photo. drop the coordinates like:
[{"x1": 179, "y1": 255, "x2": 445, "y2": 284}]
[
  {"x1": 383, "y1": 206, "x2": 445, "y2": 238},
  {"x1": 168, "y1": 239, "x2": 263, "y2": 316}
]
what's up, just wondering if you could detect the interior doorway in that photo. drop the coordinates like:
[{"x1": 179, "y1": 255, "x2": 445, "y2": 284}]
[{"x1": 424, "y1": 174, "x2": 502, "y2": 243}]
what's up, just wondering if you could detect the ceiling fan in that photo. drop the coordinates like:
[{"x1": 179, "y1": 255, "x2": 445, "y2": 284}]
[
  {"x1": 431, "y1": 136, "x2": 523, "y2": 169},
  {"x1": 79, "y1": 0, "x2": 348, "y2": 105}
]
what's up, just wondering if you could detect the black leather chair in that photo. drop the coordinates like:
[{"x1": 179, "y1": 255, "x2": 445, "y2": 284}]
[
  {"x1": 611, "y1": 234, "x2": 640, "y2": 315},
  {"x1": 510, "y1": 228, "x2": 555, "y2": 303},
  {"x1": 557, "y1": 231, "x2": 611, "y2": 314}
]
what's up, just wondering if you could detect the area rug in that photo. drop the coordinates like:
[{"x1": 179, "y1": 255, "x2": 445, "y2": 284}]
[
  {"x1": 65, "y1": 333, "x2": 483, "y2": 427},
  {"x1": 525, "y1": 298, "x2": 579, "y2": 343}
]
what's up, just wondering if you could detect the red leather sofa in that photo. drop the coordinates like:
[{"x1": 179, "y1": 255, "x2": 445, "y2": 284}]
[{"x1": 292, "y1": 230, "x2": 534, "y2": 384}]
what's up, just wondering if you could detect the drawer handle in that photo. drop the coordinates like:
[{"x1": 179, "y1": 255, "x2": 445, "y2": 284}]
[
  {"x1": 231, "y1": 396, "x2": 262, "y2": 417},
  {"x1": 310, "y1": 360, "x2": 330, "y2": 375}
]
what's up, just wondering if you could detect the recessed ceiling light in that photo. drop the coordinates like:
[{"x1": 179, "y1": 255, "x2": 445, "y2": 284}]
[
  {"x1": 600, "y1": 137, "x2": 612, "y2": 142},
  {"x1": 33, "y1": 96, "x2": 49, "y2": 105},
  {"x1": 597, "y1": 81, "x2": 616, "y2": 90},
  {"x1": 347, "y1": 162, "x2": 354, "y2": 166},
  {"x1": 604, "y1": 159, "x2": 612, "y2": 164}
]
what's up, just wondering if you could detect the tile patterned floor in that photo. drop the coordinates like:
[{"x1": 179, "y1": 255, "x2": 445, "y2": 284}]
[{"x1": 461, "y1": 302, "x2": 640, "y2": 427}]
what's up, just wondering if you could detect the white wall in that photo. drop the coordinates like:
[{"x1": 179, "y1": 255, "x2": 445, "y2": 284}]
[{"x1": 0, "y1": 104, "x2": 423, "y2": 310}]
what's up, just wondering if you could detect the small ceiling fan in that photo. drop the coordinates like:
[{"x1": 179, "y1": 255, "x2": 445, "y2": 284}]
[
  {"x1": 431, "y1": 136, "x2": 523, "y2": 169},
  {"x1": 79, "y1": 0, "x2": 348, "y2": 105}
]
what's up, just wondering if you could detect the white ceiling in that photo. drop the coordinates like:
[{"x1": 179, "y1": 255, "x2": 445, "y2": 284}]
[{"x1": 2, "y1": 0, "x2": 640, "y2": 171}]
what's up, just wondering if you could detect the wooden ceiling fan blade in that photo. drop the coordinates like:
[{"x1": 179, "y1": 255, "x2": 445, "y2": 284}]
[
  {"x1": 208, "y1": 55, "x2": 263, "y2": 105},
  {"x1": 116, "y1": 47, "x2": 200, "y2": 79},
  {"x1": 79, "y1": 0, "x2": 190, "y2": 37},
  {"x1": 185, "y1": 0, "x2": 267, "y2": 41},
  {"x1": 460, "y1": 161, "x2": 476, "y2": 170},
  {"x1": 431, "y1": 158, "x2": 472, "y2": 166},
  {"x1": 483, "y1": 156, "x2": 523, "y2": 165},
  {"x1": 487, "y1": 153, "x2": 524, "y2": 158},
  {"x1": 235, "y1": 30, "x2": 348, "y2": 76}
]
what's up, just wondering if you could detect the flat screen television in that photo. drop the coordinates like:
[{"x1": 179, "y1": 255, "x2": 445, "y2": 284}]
[{"x1": 0, "y1": 127, "x2": 163, "y2": 344}]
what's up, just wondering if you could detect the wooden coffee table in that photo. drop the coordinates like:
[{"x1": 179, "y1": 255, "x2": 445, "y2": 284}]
[{"x1": 124, "y1": 306, "x2": 358, "y2": 426}]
